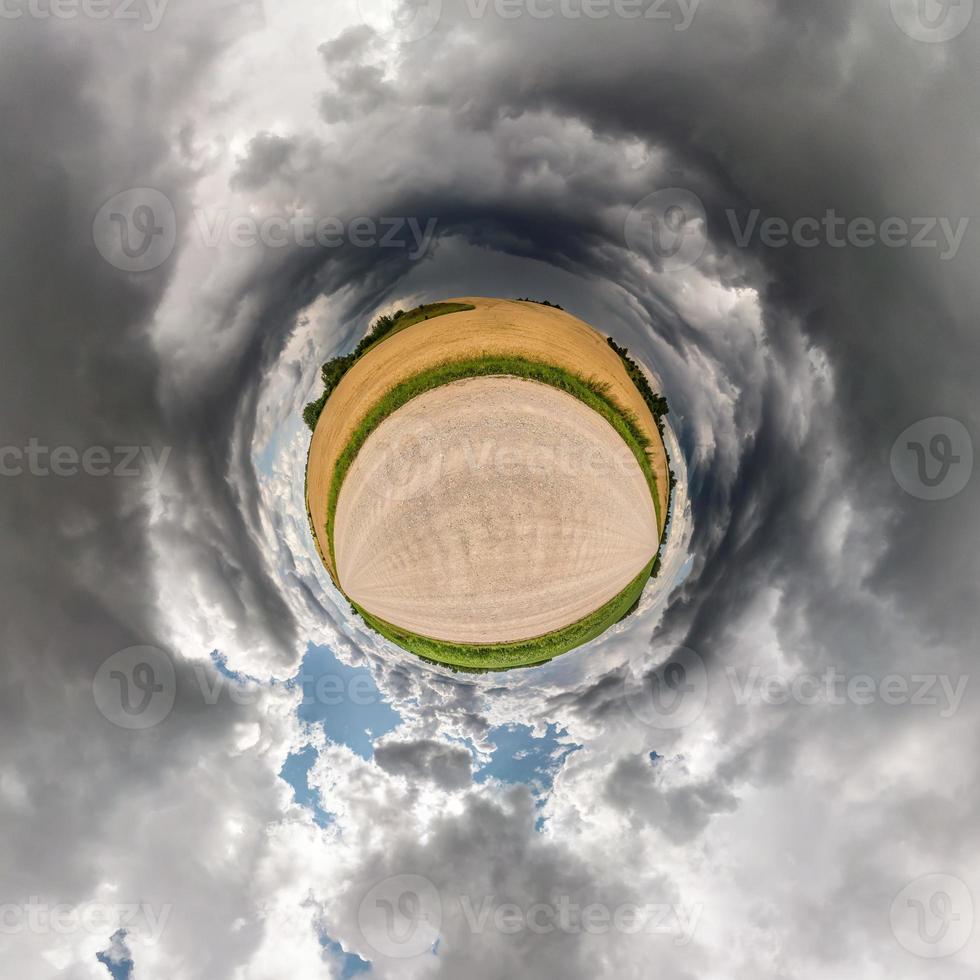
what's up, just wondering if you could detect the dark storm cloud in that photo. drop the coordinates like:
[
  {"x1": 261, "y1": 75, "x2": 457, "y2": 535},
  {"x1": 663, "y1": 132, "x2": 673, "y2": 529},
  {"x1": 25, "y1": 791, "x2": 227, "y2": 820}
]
[
  {"x1": 173, "y1": 0, "x2": 980, "y2": 847},
  {"x1": 0, "y1": 15, "x2": 311, "y2": 976},
  {"x1": 322, "y1": 783, "x2": 701, "y2": 979},
  {"x1": 318, "y1": 23, "x2": 376, "y2": 63},
  {"x1": 283, "y1": 16, "x2": 980, "y2": 961},
  {"x1": 3, "y1": 0, "x2": 979, "y2": 976},
  {"x1": 319, "y1": 26, "x2": 395, "y2": 122},
  {"x1": 374, "y1": 737, "x2": 474, "y2": 789},
  {"x1": 604, "y1": 754, "x2": 738, "y2": 843},
  {"x1": 229, "y1": 132, "x2": 298, "y2": 191}
]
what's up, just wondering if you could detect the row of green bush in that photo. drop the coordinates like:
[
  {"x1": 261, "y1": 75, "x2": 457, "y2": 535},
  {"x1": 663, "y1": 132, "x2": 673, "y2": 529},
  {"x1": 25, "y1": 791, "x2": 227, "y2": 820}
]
[
  {"x1": 606, "y1": 337, "x2": 678, "y2": 533},
  {"x1": 302, "y1": 311, "x2": 406, "y2": 431},
  {"x1": 515, "y1": 297, "x2": 564, "y2": 309},
  {"x1": 606, "y1": 337, "x2": 670, "y2": 436}
]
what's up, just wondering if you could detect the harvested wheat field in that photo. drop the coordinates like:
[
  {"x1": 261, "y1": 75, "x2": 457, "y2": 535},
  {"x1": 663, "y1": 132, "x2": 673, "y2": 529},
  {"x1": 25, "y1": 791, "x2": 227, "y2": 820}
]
[
  {"x1": 306, "y1": 297, "x2": 670, "y2": 581},
  {"x1": 333, "y1": 376, "x2": 659, "y2": 645}
]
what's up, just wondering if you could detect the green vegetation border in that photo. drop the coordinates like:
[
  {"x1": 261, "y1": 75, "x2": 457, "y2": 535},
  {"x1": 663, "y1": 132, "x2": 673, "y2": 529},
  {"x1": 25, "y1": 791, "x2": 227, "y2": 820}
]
[
  {"x1": 324, "y1": 354, "x2": 664, "y2": 669},
  {"x1": 325, "y1": 354, "x2": 663, "y2": 568},
  {"x1": 352, "y1": 558, "x2": 655, "y2": 671},
  {"x1": 303, "y1": 303, "x2": 475, "y2": 569},
  {"x1": 357, "y1": 302, "x2": 476, "y2": 356},
  {"x1": 303, "y1": 303, "x2": 475, "y2": 431}
]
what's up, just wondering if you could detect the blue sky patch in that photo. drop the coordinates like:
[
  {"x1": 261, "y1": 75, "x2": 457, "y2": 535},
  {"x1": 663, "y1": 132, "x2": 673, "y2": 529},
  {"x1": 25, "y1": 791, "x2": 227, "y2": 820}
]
[
  {"x1": 96, "y1": 930, "x2": 134, "y2": 980},
  {"x1": 290, "y1": 644, "x2": 401, "y2": 760},
  {"x1": 279, "y1": 645, "x2": 401, "y2": 825},
  {"x1": 475, "y1": 723, "x2": 580, "y2": 795},
  {"x1": 280, "y1": 745, "x2": 334, "y2": 827},
  {"x1": 320, "y1": 932, "x2": 371, "y2": 978}
]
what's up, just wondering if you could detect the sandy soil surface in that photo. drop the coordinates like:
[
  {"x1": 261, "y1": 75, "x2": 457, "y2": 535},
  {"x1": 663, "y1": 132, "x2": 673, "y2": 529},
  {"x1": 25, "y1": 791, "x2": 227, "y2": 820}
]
[
  {"x1": 333, "y1": 377, "x2": 659, "y2": 644},
  {"x1": 307, "y1": 297, "x2": 670, "y2": 579}
]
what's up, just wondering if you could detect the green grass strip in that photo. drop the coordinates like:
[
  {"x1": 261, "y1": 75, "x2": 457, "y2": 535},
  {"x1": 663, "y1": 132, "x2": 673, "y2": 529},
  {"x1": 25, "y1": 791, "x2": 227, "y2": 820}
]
[
  {"x1": 351, "y1": 558, "x2": 655, "y2": 671},
  {"x1": 322, "y1": 354, "x2": 663, "y2": 668},
  {"x1": 326, "y1": 354, "x2": 662, "y2": 568},
  {"x1": 304, "y1": 303, "x2": 475, "y2": 432}
]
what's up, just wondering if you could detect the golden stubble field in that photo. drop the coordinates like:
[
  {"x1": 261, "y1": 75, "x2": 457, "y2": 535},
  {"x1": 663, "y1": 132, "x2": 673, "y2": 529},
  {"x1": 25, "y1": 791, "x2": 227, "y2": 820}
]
[{"x1": 306, "y1": 297, "x2": 671, "y2": 581}]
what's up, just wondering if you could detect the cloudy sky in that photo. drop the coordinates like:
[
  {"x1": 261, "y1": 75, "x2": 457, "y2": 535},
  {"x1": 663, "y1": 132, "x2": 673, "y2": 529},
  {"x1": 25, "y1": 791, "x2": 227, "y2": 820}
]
[{"x1": 1, "y1": 0, "x2": 978, "y2": 977}]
